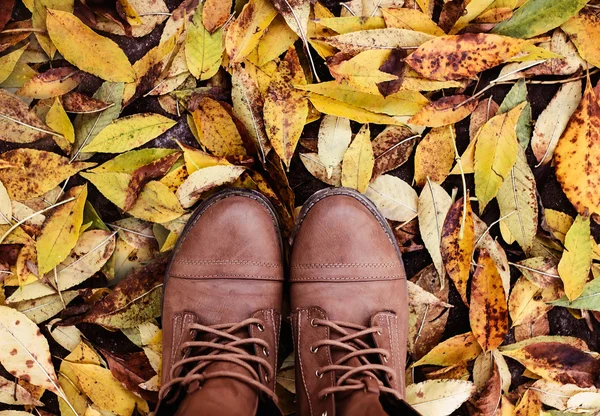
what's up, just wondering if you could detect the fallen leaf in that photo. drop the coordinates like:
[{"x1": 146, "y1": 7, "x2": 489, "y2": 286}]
[
  {"x1": 341, "y1": 124, "x2": 374, "y2": 193},
  {"x1": 414, "y1": 126, "x2": 455, "y2": 187},
  {"x1": 502, "y1": 341, "x2": 600, "y2": 388},
  {"x1": 315, "y1": 16, "x2": 385, "y2": 34},
  {"x1": 418, "y1": 180, "x2": 452, "y2": 279},
  {"x1": 470, "y1": 98, "x2": 499, "y2": 141},
  {"x1": 0, "y1": 0, "x2": 15, "y2": 32},
  {"x1": 36, "y1": 184, "x2": 87, "y2": 275},
  {"x1": 191, "y1": 97, "x2": 246, "y2": 157},
  {"x1": 318, "y1": 115, "x2": 352, "y2": 178},
  {"x1": 0, "y1": 44, "x2": 27, "y2": 84},
  {"x1": 531, "y1": 80, "x2": 582, "y2": 166},
  {"x1": 409, "y1": 95, "x2": 478, "y2": 128},
  {"x1": 225, "y1": 0, "x2": 277, "y2": 63},
  {"x1": 96, "y1": 0, "x2": 169, "y2": 37},
  {"x1": 381, "y1": 7, "x2": 444, "y2": 36},
  {"x1": 406, "y1": 379, "x2": 476, "y2": 416},
  {"x1": 255, "y1": 15, "x2": 298, "y2": 67},
  {"x1": 46, "y1": 9, "x2": 135, "y2": 82},
  {"x1": 46, "y1": 320, "x2": 82, "y2": 352},
  {"x1": 202, "y1": 0, "x2": 230, "y2": 32},
  {"x1": 264, "y1": 47, "x2": 308, "y2": 168},
  {"x1": 554, "y1": 82, "x2": 600, "y2": 218},
  {"x1": 307, "y1": 93, "x2": 408, "y2": 125},
  {"x1": 513, "y1": 389, "x2": 542, "y2": 416},
  {"x1": 17, "y1": 67, "x2": 83, "y2": 99},
  {"x1": 177, "y1": 165, "x2": 246, "y2": 208},
  {"x1": 470, "y1": 248, "x2": 509, "y2": 351},
  {"x1": 81, "y1": 113, "x2": 176, "y2": 154},
  {"x1": 414, "y1": 332, "x2": 482, "y2": 367},
  {"x1": 474, "y1": 102, "x2": 526, "y2": 212},
  {"x1": 0, "y1": 89, "x2": 53, "y2": 144},
  {"x1": 15, "y1": 290, "x2": 80, "y2": 323},
  {"x1": 0, "y1": 305, "x2": 59, "y2": 392},
  {"x1": 469, "y1": 361, "x2": 502, "y2": 415},
  {"x1": 551, "y1": 271, "x2": 600, "y2": 311},
  {"x1": 0, "y1": 375, "x2": 43, "y2": 406},
  {"x1": 317, "y1": 28, "x2": 434, "y2": 54},
  {"x1": 531, "y1": 379, "x2": 595, "y2": 411},
  {"x1": 496, "y1": 146, "x2": 538, "y2": 253},
  {"x1": 557, "y1": 214, "x2": 592, "y2": 301},
  {"x1": 405, "y1": 33, "x2": 528, "y2": 81},
  {"x1": 509, "y1": 276, "x2": 552, "y2": 327},
  {"x1": 186, "y1": 5, "x2": 223, "y2": 81},
  {"x1": 450, "y1": 0, "x2": 495, "y2": 34},
  {"x1": 328, "y1": 50, "x2": 400, "y2": 95},
  {"x1": 441, "y1": 196, "x2": 475, "y2": 305},
  {"x1": 492, "y1": 0, "x2": 589, "y2": 39},
  {"x1": 46, "y1": 98, "x2": 74, "y2": 144},
  {"x1": 372, "y1": 125, "x2": 417, "y2": 177},
  {"x1": 62, "y1": 92, "x2": 112, "y2": 114},
  {"x1": 365, "y1": 174, "x2": 418, "y2": 221}
]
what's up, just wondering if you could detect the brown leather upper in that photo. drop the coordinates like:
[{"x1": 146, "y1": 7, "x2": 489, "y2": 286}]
[
  {"x1": 289, "y1": 188, "x2": 409, "y2": 416},
  {"x1": 159, "y1": 190, "x2": 284, "y2": 416}
]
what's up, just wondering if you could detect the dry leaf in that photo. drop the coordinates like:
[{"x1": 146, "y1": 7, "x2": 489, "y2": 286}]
[
  {"x1": 177, "y1": 165, "x2": 246, "y2": 208},
  {"x1": 318, "y1": 115, "x2": 352, "y2": 179},
  {"x1": 341, "y1": 124, "x2": 374, "y2": 193},
  {"x1": 191, "y1": 97, "x2": 246, "y2": 157},
  {"x1": 406, "y1": 379, "x2": 476, "y2": 416},
  {"x1": 0, "y1": 89, "x2": 52, "y2": 144},
  {"x1": 409, "y1": 95, "x2": 478, "y2": 128},
  {"x1": 372, "y1": 126, "x2": 417, "y2": 177},
  {"x1": 414, "y1": 126, "x2": 455, "y2": 187},
  {"x1": 557, "y1": 214, "x2": 592, "y2": 301},
  {"x1": 225, "y1": 0, "x2": 277, "y2": 63}
]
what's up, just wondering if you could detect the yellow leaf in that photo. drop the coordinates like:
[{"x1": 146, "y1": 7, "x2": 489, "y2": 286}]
[
  {"x1": 65, "y1": 362, "x2": 141, "y2": 416},
  {"x1": 255, "y1": 15, "x2": 298, "y2": 66},
  {"x1": 36, "y1": 184, "x2": 87, "y2": 275},
  {"x1": 225, "y1": 0, "x2": 277, "y2": 63},
  {"x1": 46, "y1": 9, "x2": 135, "y2": 82},
  {"x1": 381, "y1": 8, "x2": 444, "y2": 36},
  {"x1": 177, "y1": 141, "x2": 230, "y2": 174},
  {"x1": 33, "y1": 0, "x2": 73, "y2": 59},
  {"x1": 307, "y1": 2, "x2": 336, "y2": 59},
  {"x1": 470, "y1": 248, "x2": 509, "y2": 351},
  {"x1": 514, "y1": 389, "x2": 542, "y2": 416},
  {"x1": 297, "y1": 82, "x2": 428, "y2": 116},
  {"x1": 117, "y1": 0, "x2": 143, "y2": 26},
  {"x1": 17, "y1": 67, "x2": 83, "y2": 99},
  {"x1": 318, "y1": 115, "x2": 352, "y2": 178},
  {"x1": 0, "y1": 44, "x2": 27, "y2": 84},
  {"x1": 0, "y1": 149, "x2": 93, "y2": 201},
  {"x1": 176, "y1": 165, "x2": 246, "y2": 208},
  {"x1": 414, "y1": 126, "x2": 455, "y2": 187},
  {"x1": 46, "y1": 98, "x2": 74, "y2": 143},
  {"x1": 474, "y1": 102, "x2": 526, "y2": 212},
  {"x1": 317, "y1": 28, "x2": 435, "y2": 54},
  {"x1": 90, "y1": 148, "x2": 179, "y2": 174},
  {"x1": 341, "y1": 124, "x2": 373, "y2": 193},
  {"x1": 81, "y1": 113, "x2": 176, "y2": 153},
  {"x1": 409, "y1": 95, "x2": 478, "y2": 127},
  {"x1": 554, "y1": 82, "x2": 600, "y2": 217},
  {"x1": 406, "y1": 380, "x2": 476, "y2": 416},
  {"x1": 406, "y1": 33, "x2": 528, "y2": 81},
  {"x1": 558, "y1": 214, "x2": 592, "y2": 301},
  {"x1": 544, "y1": 209, "x2": 573, "y2": 243},
  {"x1": 365, "y1": 174, "x2": 418, "y2": 222},
  {"x1": 561, "y1": 10, "x2": 600, "y2": 69},
  {"x1": 191, "y1": 97, "x2": 246, "y2": 157},
  {"x1": 414, "y1": 332, "x2": 482, "y2": 367},
  {"x1": 328, "y1": 49, "x2": 399, "y2": 95},
  {"x1": 307, "y1": 93, "x2": 408, "y2": 125},
  {"x1": 264, "y1": 47, "x2": 308, "y2": 168},
  {"x1": 441, "y1": 196, "x2": 475, "y2": 306},
  {"x1": 509, "y1": 276, "x2": 552, "y2": 327},
  {"x1": 0, "y1": 305, "x2": 59, "y2": 392},
  {"x1": 186, "y1": 7, "x2": 223, "y2": 80}
]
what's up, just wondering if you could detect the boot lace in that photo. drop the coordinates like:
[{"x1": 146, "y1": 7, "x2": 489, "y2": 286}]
[
  {"x1": 309, "y1": 318, "x2": 402, "y2": 401},
  {"x1": 158, "y1": 318, "x2": 277, "y2": 403}
]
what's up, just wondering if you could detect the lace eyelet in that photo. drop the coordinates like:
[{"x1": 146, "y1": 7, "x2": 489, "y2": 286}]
[
  {"x1": 263, "y1": 347, "x2": 269, "y2": 357},
  {"x1": 310, "y1": 318, "x2": 318, "y2": 327},
  {"x1": 315, "y1": 369, "x2": 323, "y2": 378},
  {"x1": 309, "y1": 345, "x2": 319, "y2": 354},
  {"x1": 256, "y1": 323, "x2": 265, "y2": 332}
]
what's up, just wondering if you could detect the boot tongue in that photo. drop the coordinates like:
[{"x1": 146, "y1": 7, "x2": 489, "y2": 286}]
[{"x1": 174, "y1": 362, "x2": 259, "y2": 416}]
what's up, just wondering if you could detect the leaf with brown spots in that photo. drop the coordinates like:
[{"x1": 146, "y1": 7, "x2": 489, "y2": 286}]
[
  {"x1": 414, "y1": 126, "x2": 455, "y2": 187},
  {"x1": 0, "y1": 374, "x2": 44, "y2": 406},
  {"x1": 0, "y1": 305, "x2": 59, "y2": 392},
  {"x1": 470, "y1": 98, "x2": 499, "y2": 141},
  {"x1": 441, "y1": 196, "x2": 475, "y2": 305},
  {"x1": 409, "y1": 95, "x2": 478, "y2": 128},
  {"x1": 124, "y1": 152, "x2": 182, "y2": 211},
  {"x1": 0, "y1": 149, "x2": 94, "y2": 201},
  {"x1": 62, "y1": 92, "x2": 112, "y2": 114},
  {"x1": 202, "y1": 0, "x2": 231, "y2": 32},
  {"x1": 264, "y1": 47, "x2": 308, "y2": 168},
  {"x1": 554, "y1": 81, "x2": 600, "y2": 218},
  {"x1": 191, "y1": 97, "x2": 247, "y2": 157},
  {"x1": 0, "y1": 89, "x2": 54, "y2": 144},
  {"x1": 0, "y1": 0, "x2": 15, "y2": 32},
  {"x1": 225, "y1": 0, "x2": 277, "y2": 63},
  {"x1": 469, "y1": 362, "x2": 502, "y2": 416},
  {"x1": 502, "y1": 342, "x2": 600, "y2": 388},
  {"x1": 406, "y1": 379, "x2": 476, "y2": 415},
  {"x1": 377, "y1": 49, "x2": 406, "y2": 97},
  {"x1": 405, "y1": 33, "x2": 529, "y2": 81},
  {"x1": 372, "y1": 126, "x2": 417, "y2": 178},
  {"x1": 99, "y1": 348, "x2": 157, "y2": 402},
  {"x1": 469, "y1": 248, "x2": 509, "y2": 351},
  {"x1": 514, "y1": 389, "x2": 542, "y2": 416},
  {"x1": 17, "y1": 67, "x2": 84, "y2": 100},
  {"x1": 414, "y1": 332, "x2": 482, "y2": 367}
]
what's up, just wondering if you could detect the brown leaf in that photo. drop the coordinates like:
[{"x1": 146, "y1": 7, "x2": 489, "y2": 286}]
[
  {"x1": 0, "y1": 20, "x2": 32, "y2": 53},
  {"x1": 470, "y1": 363, "x2": 502, "y2": 416},
  {"x1": 470, "y1": 98, "x2": 499, "y2": 141},
  {"x1": 124, "y1": 152, "x2": 182, "y2": 211},
  {"x1": 470, "y1": 248, "x2": 509, "y2": 352},
  {"x1": 203, "y1": 0, "x2": 232, "y2": 33},
  {"x1": 62, "y1": 92, "x2": 113, "y2": 114},
  {"x1": 0, "y1": 0, "x2": 15, "y2": 32},
  {"x1": 438, "y1": 0, "x2": 465, "y2": 33},
  {"x1": 372, "y1": 126, "x2": 417, "y2": 178},
  {"x1": 377, "y1": 49, "x2": 406, "y2": 97},
  {"x1": 441, "y1": 196, "x2": 475, "y2": 306},
  {"x1": 0, "y1": 90, "x2": 51, "y2": 144},
  {"x1": 99, "y1": 347, "x2": 158, "y2": 402},
  {"x1": 514, "y1": 314, "x2": 550, "y2": 342}
]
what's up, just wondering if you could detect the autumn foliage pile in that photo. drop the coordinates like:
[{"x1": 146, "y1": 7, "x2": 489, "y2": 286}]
[{"x1": 0, "y1": 0, "x2": 599, "y2": 415}]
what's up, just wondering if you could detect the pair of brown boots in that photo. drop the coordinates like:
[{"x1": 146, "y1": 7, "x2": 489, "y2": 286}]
[{"x1": 155, "y1": 188, "x2": 419, "y2": 416}]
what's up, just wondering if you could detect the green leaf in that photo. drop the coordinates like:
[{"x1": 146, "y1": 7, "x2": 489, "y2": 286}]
[
  {"x1": 90, "y1": 148, "x2": 178, "y2": 174},
  {"x1": 492, "y1": 0, "x2": 590, "y2": 39},
  {"x1": 185, "y1": 4, "x2": 223, "y2": 80},
  {"x1": 558, "y1": 214, "x2": 592, "y2": 301},
  {"x1": 551, "y1": 277, "x2": 600, "y2": 311},
  {"x1": 498, "y1": 79, "x2": 532, "y2": 148},
  {"x1": 81, "y1": 113, "x2": 177, "y2": 153}
]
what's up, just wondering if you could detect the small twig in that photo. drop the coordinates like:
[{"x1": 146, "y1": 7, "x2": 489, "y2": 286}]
[
  {"x1": 449, "y1": 126, "x2": 467, "y2": 240},
  {"x1": 0, "y1": 28, "x2": 46, "y2": 34},
  {"x1": 339, "y1": 3, "x2": 357, "y2": 15},
  {"x1": 139, "y1": 12, "x2": 172, "y2": 16},
  {"x1": 0, "y1": 114, "x2": 64, "y2": 139},
  {"x1": 107, "y1": 223, "x2": 154, "y2": 238},
  {"x1": 508, "y1": 262, "x2": 560, "y2": 278},
  {"x1": 472, "y1": 211, "x2": 516, "y2": 261}
]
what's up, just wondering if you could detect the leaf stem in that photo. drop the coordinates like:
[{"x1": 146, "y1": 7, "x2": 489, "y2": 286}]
[
  {"x1": 0, "y1": 114, "x2": 64, "y2": 139},
  {"x1": 450, "y1": 126, "x2": 467, "y2": 240}
]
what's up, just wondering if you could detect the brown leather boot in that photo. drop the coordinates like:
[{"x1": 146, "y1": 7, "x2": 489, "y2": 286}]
[
  {"x1": 157, "y1": 189, "x2": 284, "y2": 416},
  {"x1": 290, "y1": 188, "x2": 418, "y2": 416}
]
